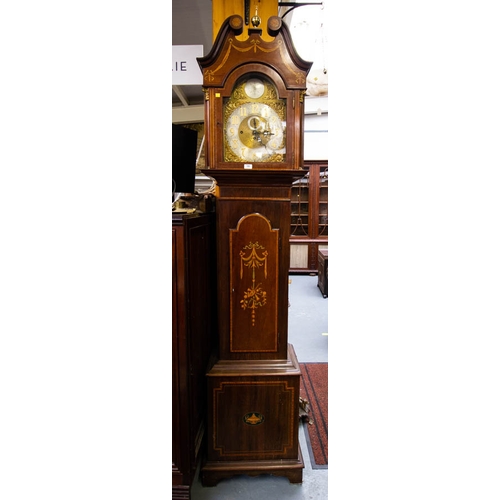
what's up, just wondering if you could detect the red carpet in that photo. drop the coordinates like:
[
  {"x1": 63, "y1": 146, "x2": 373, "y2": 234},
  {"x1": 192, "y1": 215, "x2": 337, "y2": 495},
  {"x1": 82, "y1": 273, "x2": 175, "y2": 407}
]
[{"x1": 300, "y1": 363, "x2": 328, "y2": 468}]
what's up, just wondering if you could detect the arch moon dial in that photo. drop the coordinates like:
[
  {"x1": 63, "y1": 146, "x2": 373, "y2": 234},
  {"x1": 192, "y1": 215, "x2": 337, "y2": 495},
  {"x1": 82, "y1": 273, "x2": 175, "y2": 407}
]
[
  {"x1": 244, "y1": 78, "x2": 265, "y2": 99},
  {"x1": 224, "y1": 102, "x2": 285, "y2": 162}
]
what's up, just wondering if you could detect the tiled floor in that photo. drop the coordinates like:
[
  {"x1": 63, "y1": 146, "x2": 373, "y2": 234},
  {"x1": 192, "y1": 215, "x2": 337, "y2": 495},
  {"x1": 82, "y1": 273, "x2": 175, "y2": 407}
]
[{"x1": 191, "y1": 274, "x2": 329, "y2": 499}]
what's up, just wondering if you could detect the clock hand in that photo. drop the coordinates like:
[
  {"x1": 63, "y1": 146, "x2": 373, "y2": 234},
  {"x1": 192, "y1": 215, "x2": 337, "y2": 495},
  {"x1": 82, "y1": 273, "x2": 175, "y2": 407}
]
[
  {"x1": 252, "y1": 129, "x2": 263, "y2": 143},
  {"x1": 249, "y1": 116, "x2": 265, "y2": 130}
]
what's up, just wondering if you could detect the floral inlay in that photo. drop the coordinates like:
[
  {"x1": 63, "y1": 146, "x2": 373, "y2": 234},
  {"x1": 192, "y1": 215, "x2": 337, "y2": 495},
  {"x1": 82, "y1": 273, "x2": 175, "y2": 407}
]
[{"x1": 239, "y1": 242, "x2": 268, "y2": 326}]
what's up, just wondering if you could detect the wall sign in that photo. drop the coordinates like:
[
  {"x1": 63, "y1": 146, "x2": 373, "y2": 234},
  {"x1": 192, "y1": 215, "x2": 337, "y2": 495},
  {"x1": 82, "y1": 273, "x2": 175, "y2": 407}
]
[{"x1": 172, "y1": 45, "x2": 203, "y2": 85}]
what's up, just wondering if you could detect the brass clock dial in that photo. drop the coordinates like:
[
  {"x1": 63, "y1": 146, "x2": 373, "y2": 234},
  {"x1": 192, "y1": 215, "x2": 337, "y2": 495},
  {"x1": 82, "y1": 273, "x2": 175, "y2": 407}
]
[
  {"x1": 225, "y1": 102, "x2": 285, "y2": 162},
  {"x1": 224, "y1": 76, "x2": 286, "y2": 163}
]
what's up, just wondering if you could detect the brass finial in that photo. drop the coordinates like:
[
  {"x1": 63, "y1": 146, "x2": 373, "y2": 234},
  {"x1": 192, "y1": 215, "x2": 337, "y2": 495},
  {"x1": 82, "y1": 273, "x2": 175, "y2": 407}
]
[{"x1": 251, "y1": 5, "x2": 261, "y2": 27}]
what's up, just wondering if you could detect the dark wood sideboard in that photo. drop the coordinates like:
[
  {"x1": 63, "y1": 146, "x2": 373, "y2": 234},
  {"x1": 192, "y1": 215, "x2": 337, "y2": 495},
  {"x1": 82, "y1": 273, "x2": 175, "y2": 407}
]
[
  {"x1": 317, "y1": 248, "x2": 328, "y2": 298},
  {"x1": 172, "y1": 213, "x2": 216, "y2": 499}
]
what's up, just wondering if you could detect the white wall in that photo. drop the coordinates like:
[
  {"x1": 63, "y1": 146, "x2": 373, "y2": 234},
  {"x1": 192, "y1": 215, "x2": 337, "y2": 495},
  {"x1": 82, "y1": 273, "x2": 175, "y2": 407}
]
[
  {"x1": 303, "y1": 96, "x2": 328, "y2": 161},
  {"x1": 304, "y1": 114, "x2": 328, "y2": 161}
]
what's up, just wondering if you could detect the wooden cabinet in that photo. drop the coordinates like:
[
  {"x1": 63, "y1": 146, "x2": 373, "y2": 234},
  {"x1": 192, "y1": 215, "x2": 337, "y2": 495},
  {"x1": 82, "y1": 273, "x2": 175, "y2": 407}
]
[
  {"x1": 290, "y1": 160, "x2": 328, "y2": 273},
  {"x1": 172, "y1": 213, "x2": 216, "y2": 500}
]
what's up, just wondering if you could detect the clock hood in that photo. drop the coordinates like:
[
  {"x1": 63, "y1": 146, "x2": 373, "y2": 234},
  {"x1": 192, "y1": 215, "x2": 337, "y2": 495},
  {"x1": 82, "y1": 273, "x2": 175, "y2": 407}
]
[{"x1": 197, "y1": 14, "x2": 312, "y2": 91}]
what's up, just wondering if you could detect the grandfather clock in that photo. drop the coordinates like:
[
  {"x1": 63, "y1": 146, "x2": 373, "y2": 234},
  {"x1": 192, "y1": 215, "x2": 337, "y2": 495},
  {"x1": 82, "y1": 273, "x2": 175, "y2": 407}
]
[{"x1": 198, "y1": 14, "x2": 312, "y2": 486}]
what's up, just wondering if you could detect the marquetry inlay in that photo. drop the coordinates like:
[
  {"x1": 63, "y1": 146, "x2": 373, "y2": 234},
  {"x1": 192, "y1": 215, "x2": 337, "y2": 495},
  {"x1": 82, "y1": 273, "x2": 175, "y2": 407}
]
[
  {"x1": 243, "y1": 412, "x2": 265, "y2": 425},
  {"x1": 229, "y1": 213, "x2": 278, "y2": 352},
  {"x1": 239, "y1": 241, "x2": 268, "y2": 326}
]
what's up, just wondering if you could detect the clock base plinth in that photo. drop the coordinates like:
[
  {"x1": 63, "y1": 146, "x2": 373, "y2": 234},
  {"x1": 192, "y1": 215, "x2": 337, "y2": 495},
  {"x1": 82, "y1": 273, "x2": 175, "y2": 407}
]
[
  {"x1": 201, "y1": 445, "x2": 304, "y2": 487},
  {"x1": 203, "y1": 344, "x2": 304, "y2": 486}
]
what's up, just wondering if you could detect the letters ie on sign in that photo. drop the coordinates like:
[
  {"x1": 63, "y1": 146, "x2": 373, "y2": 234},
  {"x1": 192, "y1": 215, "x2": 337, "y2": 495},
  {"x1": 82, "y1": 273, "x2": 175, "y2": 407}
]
[{"x1": 172, "y1": 45, "x2": 203, "y2": 85}]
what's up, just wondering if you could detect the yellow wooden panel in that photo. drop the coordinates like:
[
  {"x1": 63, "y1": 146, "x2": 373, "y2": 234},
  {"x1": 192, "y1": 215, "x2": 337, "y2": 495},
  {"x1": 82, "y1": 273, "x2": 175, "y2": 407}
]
[
  {"x1": 290, "y1": 244, "x2": 309, "y2": 269},
  {"x1": 212, "y1": 0, "x2": 278, "y2": 43}
]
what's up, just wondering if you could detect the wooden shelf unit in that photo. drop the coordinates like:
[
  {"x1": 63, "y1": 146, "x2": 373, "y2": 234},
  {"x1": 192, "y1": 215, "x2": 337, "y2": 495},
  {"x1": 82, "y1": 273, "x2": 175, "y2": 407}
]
[{"x1": 290, "y1": 160, "x2": 328, "y2": 273}]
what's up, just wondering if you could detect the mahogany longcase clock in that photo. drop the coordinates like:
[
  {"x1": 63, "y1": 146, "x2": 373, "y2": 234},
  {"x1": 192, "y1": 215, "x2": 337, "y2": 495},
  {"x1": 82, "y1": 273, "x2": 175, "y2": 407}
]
[{"x1": 197, "y1": 15, "x2": 312, "y2": 486}]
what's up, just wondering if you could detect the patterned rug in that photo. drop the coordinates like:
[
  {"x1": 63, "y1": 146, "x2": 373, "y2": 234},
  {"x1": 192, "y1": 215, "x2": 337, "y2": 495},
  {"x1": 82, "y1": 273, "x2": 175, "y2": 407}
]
[{"x1": 300, "y1": 363, "x2": 328, "y2": 469}]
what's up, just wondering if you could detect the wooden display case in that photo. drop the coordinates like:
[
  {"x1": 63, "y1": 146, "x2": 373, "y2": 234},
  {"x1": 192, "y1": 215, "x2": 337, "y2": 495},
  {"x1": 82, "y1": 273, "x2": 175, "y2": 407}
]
[{"x1": 290, "y1": 160, "x2": 328, "y2": 273}]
